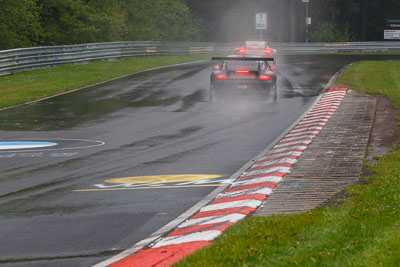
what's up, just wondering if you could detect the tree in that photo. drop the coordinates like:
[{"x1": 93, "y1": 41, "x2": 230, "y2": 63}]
[
  {"x1": 123, "y1": 0, "x2": 202, "y2": 42},
  {"x1": 38, "y1": 0, "x2": 128, "y2": 45},
  {"x1": 0, "y1": 0, "x2": 41, "y2": 49}
]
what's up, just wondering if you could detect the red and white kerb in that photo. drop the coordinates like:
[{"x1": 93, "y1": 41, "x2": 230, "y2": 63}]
[{"x1": 107, "y1": 88, "x2": 348, "y2": 267}]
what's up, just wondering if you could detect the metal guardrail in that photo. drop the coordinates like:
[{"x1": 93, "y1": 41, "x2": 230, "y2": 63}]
[
  {"x1": 276, "y1": 41, "x2": 400, "y2": 53},
  {"x1": 1, "y1": 41, "x2": 400, "y2": 76},
  {"x1": 0, "y1": 42, "x2": 236, "y2": 76}
]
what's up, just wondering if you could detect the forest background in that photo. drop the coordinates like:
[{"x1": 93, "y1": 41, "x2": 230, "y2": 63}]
[{"x1": 1, "y1": 0, "x2": 399, "y2": 50}]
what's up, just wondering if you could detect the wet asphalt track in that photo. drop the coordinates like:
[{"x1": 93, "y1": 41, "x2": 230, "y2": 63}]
[{"x1": 0, "y1": 54, "x2": 398, "y2": 266}]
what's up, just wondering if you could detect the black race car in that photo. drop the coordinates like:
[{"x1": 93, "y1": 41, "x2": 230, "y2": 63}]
[{"x1": 210, "y1": 56, "x2": 277, "y2": 102}]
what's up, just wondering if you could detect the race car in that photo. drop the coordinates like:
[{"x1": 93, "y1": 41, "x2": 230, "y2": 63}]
[
  {"x1": 210, "y1": 56, "x2": 277, "y2": 102},
  {"x1": 234, "y1": 41, "x2": 277, "y2": 63}
]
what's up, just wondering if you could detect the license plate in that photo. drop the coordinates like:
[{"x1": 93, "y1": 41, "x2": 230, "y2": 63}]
[
  {"x1": 230, "y1": 73, "x2": 256, "y2": 79},
  {"x1": 238, "y1": 84, "x2": 248, "y2": 89}
]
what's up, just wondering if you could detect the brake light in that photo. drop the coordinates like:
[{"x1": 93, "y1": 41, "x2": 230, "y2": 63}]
[
  {"x1": 236, "y1": 70, "x2": 250, "y2": 74},
  {"x1": 259, "y1": 75, "x2": 271, "y2": 80},
  {"x1": 216, "y1": 74, "x2": 227, "y2": 80},
  {"x1": 238, "y1": 48, "x2": 247, "y2": 54},
  {"x1": 263, "y1": 49, "x2": 273, "y2": 55}
]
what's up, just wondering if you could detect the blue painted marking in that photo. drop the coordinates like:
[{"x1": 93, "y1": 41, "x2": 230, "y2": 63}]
[{"x1": 0, "y1": 141, "x2": 57, "y2": 150}]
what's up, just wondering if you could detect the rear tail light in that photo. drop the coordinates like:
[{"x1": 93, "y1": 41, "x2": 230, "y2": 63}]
[
  {"x1": 213, "y1": 64, "x2": 222, "y2": 70},
  {"x1": 216, "y1": 74, "x2": 227, "y2": 80},
  {"x1": 268, "y1": 65, "x2": 277, "y2": 71},
  {"x1": 263, "y1": 49, "x2": 273, "y2": 55},
  {"x1": 259, "y1": 75, "x2": 271, "y2": 80},
  {"x1": 238, "y1": 48, "x2": 247, "y2": 54},
  {"x1": 236, "y1": 70, "x2": 250, "y2": 74}
]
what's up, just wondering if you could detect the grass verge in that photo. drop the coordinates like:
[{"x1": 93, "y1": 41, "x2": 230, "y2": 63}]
[
  {"x1": 174, "y1": 60, "x2": 400, "y2": 266},
  {"x1": 0, "y1": 54, "x2": 213, "y2": 109}
]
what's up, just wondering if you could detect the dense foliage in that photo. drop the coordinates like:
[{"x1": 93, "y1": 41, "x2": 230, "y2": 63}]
[
  {"x1": 308, "y1": 0, "x2": 400, "y2": 42},
  {"x1": 309, "y1": 23, "x2": 357, "y2": 42},
  {"x1": 184, "y1": 0, "x2": 400, "y2": 42},
  {"x1": 0, "y1": 0, "x2": 202, "y2": 50},
  {"x1": 1, "y1": 0, "x2": 400, "y2": 49},
  {"x1": 0, "y1": 0, "x2": 41, "y2": 49}
]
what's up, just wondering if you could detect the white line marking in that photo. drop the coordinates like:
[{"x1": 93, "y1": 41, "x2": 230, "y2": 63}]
[
  {"x1": 244, "y1": 166, "x2": 291, "y2": 177},
  {"x1": 319, "y1": 99, "x2": 343, "y2": 103},
  {"x1": 310, "y1": 105, "x2": 338, "y2": 111},
  {"x1": 216, "y1": 187, "x2": 273, "y2": 199},
  {"x1": 179, "y1": 213, "x2": 247, "y2": 229},
  {"x1": 271, "y1": 145, "x2": 308, "y2": 154},
  {"x1": 152, "y1": 230, "x2": 222, "y2": 248},
  {"x1": 306, "y1": 110, "x2": 335, "y2": 117},
  {"x1": 252, "y1": 157, "x2": 297, "y2": 168},
  {"x1": 314, "y1": 103, "x2": 340, "y2": 109},
  {"x1": 274, "y1": 139, "x2": 312, "y2": 148},
  {"x1": 294, "y1": 122, "x2": 326, "y2": 129},
  {"x1": 261, "y1": 150, "x2": 303, "y2": 160},
  {"x1": 289, "y1": 127, "x2": 323, "y2": 135},
  {"x1": 284, "y1": 131, "x2": 320, "y2": 139},
  {"x1": 325, "y1": 91, "x2": 346, "y2": 96},
  {"x1": 280, "y1": 134, "x2": 316, "y2": 142},
  {"x1": 232, "y1": 176, "x2": 283, "y2": 186},
  {"x1": 302, "y1": 116, "x2": 331, "y2": 123},
  {"x1": 200, "y1": 199, "x2": 262, "y2": 212},
  {"x1": 298, "y1": 118, "x2": 329, "y2": 124}
]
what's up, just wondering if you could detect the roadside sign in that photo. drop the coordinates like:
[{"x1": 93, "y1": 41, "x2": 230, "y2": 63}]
[
  {"x1": 385, "y1": 19, "x2": 400, "y2": 29},
  {"x1": 306, "y1": 17, "x2": 312, "y2": 25},
  {"x1": 256, "y1": 13, "x2": 267, "y2": 30},
  {"x1": 384, "y1": 19, "x2": 400, "y2": 39},
  {"x1": 302, "y1": 0, "x2": 309, "y2": 2},
  {"x1": 384, "y1": 30, "x2": 400, "y2": 40}
]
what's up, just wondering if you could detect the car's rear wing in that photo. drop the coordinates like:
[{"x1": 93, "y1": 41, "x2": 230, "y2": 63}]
[{"x1": 212, "y1": 57, "x2": 274, "y2": 61}]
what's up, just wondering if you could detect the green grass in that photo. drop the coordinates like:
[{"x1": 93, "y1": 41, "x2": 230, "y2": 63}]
[
  {"x1": 175, "y1": 60, "x2": 400, "y2": 267},
  {"x1": 0, "y1": 54, "x2": 212, "y2": 109},
  {"x1": 336, "y1": 60, "x2": 400, "y2": 108}
]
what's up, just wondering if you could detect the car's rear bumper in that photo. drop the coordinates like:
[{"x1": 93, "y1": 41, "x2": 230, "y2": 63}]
[{"x1": 211, "y1": 78, "x2": 276, "y2": 89}]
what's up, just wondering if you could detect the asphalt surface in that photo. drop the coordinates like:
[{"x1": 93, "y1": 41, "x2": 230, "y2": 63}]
[{"x1": 0, "y1": 54, "x2": 399, "y2": 267}]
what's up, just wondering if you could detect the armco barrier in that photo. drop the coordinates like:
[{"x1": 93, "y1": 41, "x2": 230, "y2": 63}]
[
  {"x1": 0, "y1": 42, "x2": 236, "y2": 76},
  {"x1": 1, "y1": 41, "x2": 400, "y2": 76},
  {"x1": 277, "y1": 41, "x2": 400, "y2": 53}
]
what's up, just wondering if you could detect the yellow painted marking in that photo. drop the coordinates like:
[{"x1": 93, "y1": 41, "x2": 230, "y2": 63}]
[
  {"x1": 74, "y1": 184, "x2": 227, "y2": 192},
  {"x1": 105, "y1": 174, "x2": 221, "y2": 185}
]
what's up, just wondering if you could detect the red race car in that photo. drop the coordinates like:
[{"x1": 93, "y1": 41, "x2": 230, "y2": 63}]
[{"x1": 234, "y1": 41, "x2": 277, "y2": 63}]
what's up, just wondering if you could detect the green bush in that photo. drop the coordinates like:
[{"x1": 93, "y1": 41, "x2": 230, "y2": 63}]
[{"x1": 310, "y1": 22, "x2": 357, "y2": 42}]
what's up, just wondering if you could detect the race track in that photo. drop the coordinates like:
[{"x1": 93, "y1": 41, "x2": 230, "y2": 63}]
[{"x1": 0, "y1": 54, "x2": 396, "y2": 266}]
